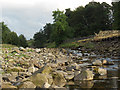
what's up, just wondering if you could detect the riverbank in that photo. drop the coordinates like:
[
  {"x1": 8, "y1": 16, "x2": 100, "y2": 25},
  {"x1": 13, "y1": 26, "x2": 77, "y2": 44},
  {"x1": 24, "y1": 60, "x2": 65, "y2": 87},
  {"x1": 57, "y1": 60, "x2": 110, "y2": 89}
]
[
  {"x1": 1, "y1": 30, "x2": 120, "y2": 89},
  {"x1": 1, "y1": 44, "x2": 120, "y2": 89}
]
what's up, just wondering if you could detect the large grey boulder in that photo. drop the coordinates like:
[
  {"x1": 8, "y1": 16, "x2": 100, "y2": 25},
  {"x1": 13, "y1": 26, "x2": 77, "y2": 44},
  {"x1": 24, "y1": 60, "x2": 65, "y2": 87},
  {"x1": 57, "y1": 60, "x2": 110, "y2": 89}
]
[
  {"x1": 98, "y1": 68, "x2": 107, "y2": 75},
  {"x1": 30, "y1": 73, "x2": 48, "y2": 88},
  {"x1": 19, "y1": 47, "x2": 26, "y2": 51},
  {"x1": 92, "y1": 60, "x2": 102, "y2": 66},
  {"x1": 74, "y1": 69, "x2": 94, "y2": 80},
  {"x1": 33, "y1": 65, "x2": 52, "y2": 75},
  {"x1": 52, "y1": 72, "x2": 66, "y2": 87},
  {"x1": 18, "y1": 81, "x2": 36, "y2": 88}
]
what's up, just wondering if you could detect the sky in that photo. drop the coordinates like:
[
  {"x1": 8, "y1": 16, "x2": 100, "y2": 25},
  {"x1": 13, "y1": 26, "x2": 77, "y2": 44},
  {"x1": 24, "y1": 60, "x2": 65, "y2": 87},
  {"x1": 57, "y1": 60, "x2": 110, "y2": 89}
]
[{"x1": 0, "y1": 0, "x2": 113, "y2": 40}]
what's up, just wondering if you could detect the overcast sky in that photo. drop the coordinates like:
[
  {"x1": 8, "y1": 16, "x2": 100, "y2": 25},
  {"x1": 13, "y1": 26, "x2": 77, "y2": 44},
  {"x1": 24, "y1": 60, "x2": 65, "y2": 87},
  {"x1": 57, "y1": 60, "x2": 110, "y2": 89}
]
[{"x1": 0, "y1": 0, "x2": 112, "y2": 40}]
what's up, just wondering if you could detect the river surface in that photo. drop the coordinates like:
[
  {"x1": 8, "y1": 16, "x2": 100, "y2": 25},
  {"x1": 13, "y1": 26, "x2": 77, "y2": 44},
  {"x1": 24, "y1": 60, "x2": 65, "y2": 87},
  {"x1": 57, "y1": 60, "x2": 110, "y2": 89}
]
[{"x1": 66, "y1": 49, "x2": 120, "y2": 89}]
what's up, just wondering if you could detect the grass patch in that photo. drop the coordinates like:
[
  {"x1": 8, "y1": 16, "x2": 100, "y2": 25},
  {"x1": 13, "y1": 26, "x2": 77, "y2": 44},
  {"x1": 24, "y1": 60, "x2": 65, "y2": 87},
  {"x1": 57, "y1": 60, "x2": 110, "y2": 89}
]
[
  {"x1": 59, "y1": 42, "x2": 79, "y2": 48},
  {"x1": 78, "y1": 41, "x2": 95, "y2": 49},
  {"x1": 45, "y1": 42, "x2": 56, "y2": 48},
  {"x1": 1, "y1": 44, "x2": 17, "y2": 48}
]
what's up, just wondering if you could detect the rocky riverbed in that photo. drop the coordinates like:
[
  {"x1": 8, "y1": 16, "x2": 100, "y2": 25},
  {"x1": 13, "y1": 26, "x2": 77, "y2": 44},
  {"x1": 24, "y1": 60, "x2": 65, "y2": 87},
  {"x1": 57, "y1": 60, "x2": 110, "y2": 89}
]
[{"x1": 0, "y1": 46, "x2": 120, "y2": 89}]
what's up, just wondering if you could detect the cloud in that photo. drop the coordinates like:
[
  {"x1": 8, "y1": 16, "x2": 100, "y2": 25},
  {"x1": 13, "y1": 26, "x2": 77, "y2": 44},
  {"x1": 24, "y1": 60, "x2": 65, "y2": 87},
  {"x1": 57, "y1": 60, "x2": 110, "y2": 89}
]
[{"x1": 1, "y1": 0, "x2": 112, "y2": 39}]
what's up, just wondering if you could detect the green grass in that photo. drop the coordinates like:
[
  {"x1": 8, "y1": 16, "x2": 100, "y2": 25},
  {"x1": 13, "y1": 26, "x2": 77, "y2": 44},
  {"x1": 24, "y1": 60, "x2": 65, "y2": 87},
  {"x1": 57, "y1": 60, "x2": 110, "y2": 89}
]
[
  {"x1": 1, "y1": 44, "x2": 17, "y2": 48},
  {"x1": 59, "y1": 42, "x2": 79, "y2": 48},
  {"x1": 45, "y1": 42, "x2": 56, "y2": 48}
]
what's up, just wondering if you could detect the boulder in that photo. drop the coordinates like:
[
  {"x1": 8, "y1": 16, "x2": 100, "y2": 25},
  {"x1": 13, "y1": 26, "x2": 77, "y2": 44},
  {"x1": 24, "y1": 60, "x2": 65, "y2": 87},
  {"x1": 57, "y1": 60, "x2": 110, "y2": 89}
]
[
  {"x1": 75, "y1": 80, "x2": 94, "y2": 88},
  {"x1": 7, "y1": 67, "x2": 26, "y2": 72},
  {"x1": 102, "y1": 59, "x2": 107, "y2": 65},
  {"x1": 42, "y1": 82, "x2": 51, "y2": 88},
  {"x1": 2, "y1": 82, "x2": 17, "y2": 88},
  {"x1": 107, "y1": 61, "x2": 114, "y2": 65},
  {"x1": 45, "y1": 74, "x2": 53, "y2": 85},
  {"x1": 74, "y1": 69, "x2": 94, "y2": 80},
  {"x1": 35, "y1": 49, "x2": 41, "y2": 53},
  {"x1": 66, "y1": 66, "x2": 75, "y2": 71},
  {"x1": 52, "y1": 72, "x2": 66, "y2": 87},
  {"x1": 33, "y1": 65, "x2": 52, "y2": 75},
  {"x1": 18, "y1": 81, "x2": 36, "y2": 88},
  {"x1": 98, "y1": 68, "x2": 107, "y2": 75},
  {"x1": 74, "y1": 71, "x2": 81, "y2": 77},
  {"x1": 92, "y1": 60, "x2": 102, "y2": 66},
  {"x1": 65, "y1": 74, "x2": 74, "y2": 80},
  {"x1": 27, "y1": 64, "x2": 36, "y2": 74},
  {"x1": 19, "y1": 47, "x2": 26, "y2": 51},
  {"x1": 30, "y1": 73, "x2": 48, "y2": 88},
  {"x1": 40, "y1": 66, "x2": 52, "y2": 74},
  {"x1": 102, "y1": 60, "x2": 114, "y2": 65}
]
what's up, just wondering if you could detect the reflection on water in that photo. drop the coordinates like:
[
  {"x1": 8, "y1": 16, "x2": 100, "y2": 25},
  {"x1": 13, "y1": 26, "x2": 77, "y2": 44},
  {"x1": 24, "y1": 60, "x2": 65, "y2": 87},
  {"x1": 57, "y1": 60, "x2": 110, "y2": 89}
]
[
  {"x1": 66, "y1": 56, "x2": 120, "y2": 89},
  {"x1": 74, "y1": 80, "x2": 94, "y2": 88}
]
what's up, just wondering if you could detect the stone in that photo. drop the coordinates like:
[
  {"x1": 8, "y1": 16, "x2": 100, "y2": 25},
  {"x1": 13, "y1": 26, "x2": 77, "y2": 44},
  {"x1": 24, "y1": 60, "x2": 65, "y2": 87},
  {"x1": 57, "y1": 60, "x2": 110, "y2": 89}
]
[
  {"x1": 76, "y1": 80, "x2": 94, "y2": 88},
  {"x1": 98, "y1": 68, "x2": 107, "y2": 75},
  {"x1": 11, "y1": 49, "x2": 20, "y2": 53},
  {"x1": 102, "y1": 60, "x2": 114, "y2": 65},
  {"x1": 28, "y1": 64, "x2": 36, "y2": 74},
  {"x1": 74, "y1": 71, "x2": 81, "y2": 77},
  {"x1": 42, "y1": 82, "x2": 51, "y2": 88},
  {"x1": 45, "y1": 74, "x2": 53, "y2": 85},
  {"x1": 102, "y1": 59, "x2": 107, "y2": 65},
  {"x1": 66, "y1": 66, "x2": 75, "y2": 71},
  {"x1": 35, "y1": 49, "x2": 41, "y2": 53},
  {"x1": 33, "y1": 65, "x2": 52, "y2": 75},
  {"x1": 107, "y1": 61, "x2": 114, "y2": 65},
  {"x1": 2, "y1": 82, "x2": 17, "y2": 88},
  {"x1": 30, "y1": 73, "x2": 48, "y2": 88},
  {"x1": 19, "y1": 47, "x2": 26, "y2": 51},
  {"x1": 52, "y1": 72, "x2": 66, "y2": 87},
  {"x1": 18, "y1": 81, "x2": 36, "y2": 88},
  {"x1": 7, "y1": 67, "x2": 26, "y2": 72},
  {"x1": 65, "y1": 74, "x2": 74, "y2": 80},
  {"x1": 74, "y1": 69, "x2": 94, "y2": 80},
  {"x1": 92, "y1": 60, "x2": 102, "y2": 66},
  {"x1": 47, "y1": 63, "x2": 58, "y2": 68}
]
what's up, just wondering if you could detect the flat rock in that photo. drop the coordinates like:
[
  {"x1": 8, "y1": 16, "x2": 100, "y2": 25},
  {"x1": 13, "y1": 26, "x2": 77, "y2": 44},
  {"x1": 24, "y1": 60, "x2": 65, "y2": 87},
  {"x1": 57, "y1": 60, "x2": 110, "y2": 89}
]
[
  {"x1": 92, "y1": 60, "x2": 102, "y2": 66},
  {"x1": 18, "y1": 81, "x2": 36, "y2": 88},
  {"x1": 74, "y1": 69, "x2": 94, "y2": 80}
]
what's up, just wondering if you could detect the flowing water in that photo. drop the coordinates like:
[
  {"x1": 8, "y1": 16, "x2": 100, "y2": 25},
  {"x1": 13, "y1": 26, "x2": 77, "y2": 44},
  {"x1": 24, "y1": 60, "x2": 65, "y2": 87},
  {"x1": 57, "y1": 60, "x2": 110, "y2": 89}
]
[{"x1": 66, "y1": 49, "x2": 120, "y2": 89}]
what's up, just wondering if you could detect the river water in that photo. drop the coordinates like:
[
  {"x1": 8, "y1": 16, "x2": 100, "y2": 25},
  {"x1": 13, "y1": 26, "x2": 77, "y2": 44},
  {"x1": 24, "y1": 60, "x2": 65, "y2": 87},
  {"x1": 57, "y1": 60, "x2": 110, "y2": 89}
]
[{"x1": 66, "y1": 49, "x2": 120, "y2": 89}]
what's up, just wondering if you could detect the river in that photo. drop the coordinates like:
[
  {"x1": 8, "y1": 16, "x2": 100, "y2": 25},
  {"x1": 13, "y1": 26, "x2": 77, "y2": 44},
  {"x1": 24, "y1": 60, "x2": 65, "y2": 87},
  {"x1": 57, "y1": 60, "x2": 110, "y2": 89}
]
[{"x1": 66, "y1": 49, "x2": 120, "y2": 89}]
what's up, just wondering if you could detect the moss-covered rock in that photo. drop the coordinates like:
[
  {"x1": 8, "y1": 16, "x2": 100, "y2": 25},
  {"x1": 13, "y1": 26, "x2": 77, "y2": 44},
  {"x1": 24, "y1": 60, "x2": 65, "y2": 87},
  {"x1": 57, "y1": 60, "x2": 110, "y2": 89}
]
[
  {"x1": 74, "y1": 69, "x2": 94, "y2": 80},
  {"x1": 6, "y1": 67, "x2": 26, "y2": 73},
  {"x1": 52, "y1": 72, "x2": 66, "y2": 87},
  {"x1": 18, "y1": 81, "x2": 36, "y2": 88},
  {"x1": 30, "y1": 73, "x2": 48, "y2": 88}
]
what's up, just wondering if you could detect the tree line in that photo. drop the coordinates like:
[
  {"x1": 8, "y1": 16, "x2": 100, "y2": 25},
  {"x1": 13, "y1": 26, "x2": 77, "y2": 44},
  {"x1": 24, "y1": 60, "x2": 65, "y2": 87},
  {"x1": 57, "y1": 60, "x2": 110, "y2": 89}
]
[
  {"x1": 33, "y1": 1, "x2": 120, "y2": 48},
  {"x1": 0, "y1": 22, "x2": 28, "y2": 47},
  {"x1": 1, "y1": 1, "x2": 120, "y2": 48}
]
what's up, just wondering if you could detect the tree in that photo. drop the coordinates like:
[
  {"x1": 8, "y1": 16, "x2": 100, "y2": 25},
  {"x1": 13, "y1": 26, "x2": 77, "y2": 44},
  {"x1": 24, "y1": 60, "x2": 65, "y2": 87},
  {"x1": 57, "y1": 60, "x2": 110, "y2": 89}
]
[
  {"x1": 43, "y1": 23, "x2": 53, "y2": 42},
  {"x1": 1, "y1": 22, "x2": 11, "y2": 44},
  {"x1": 112, "y1": 1, "x2": 120, "y2": 29},
  {"x1": 33, "y1": 30, "x2": 46, "y2": 48},
  {"x1": 19, "y1": 34, "x2": 28, "y2": 47},
  {"x1": 84, "y1": 2, "x2": 112, "y2": 34},
  {"x1": 51, "y1": 9, "x2": 73, "y2": 46},
  {"x1": 8, "y1": 32, "x2": 19, "y2": 45},
  {"x1": 0, "y1": 22, "x2": 2, "y2": 44},
  {"x1": 66, "y1": 6, "x2": 87, "y2": 37}
]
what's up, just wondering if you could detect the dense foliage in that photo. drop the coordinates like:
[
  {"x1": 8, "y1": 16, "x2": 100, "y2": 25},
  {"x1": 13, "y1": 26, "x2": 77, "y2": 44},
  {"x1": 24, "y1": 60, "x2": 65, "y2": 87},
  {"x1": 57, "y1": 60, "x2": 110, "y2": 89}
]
[
  {"x1": 1, "y1": 22, "x2": 28, "y2": 47},
  {"x1": 34, "y1": 1, "x2": 120, "y2": 48},
  {"x1": 112, "y1": 1, "x2": 120, "y2": 29},
  {"x1": 1, "y1": 1, "x2": 120, "y2": 48}
]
